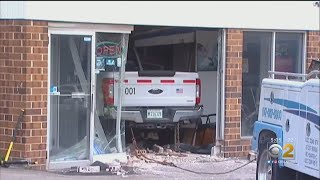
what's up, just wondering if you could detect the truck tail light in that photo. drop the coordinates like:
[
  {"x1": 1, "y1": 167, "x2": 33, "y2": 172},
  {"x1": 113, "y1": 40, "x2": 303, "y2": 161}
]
[
  {"x1": 196, "y1": 78, "x2": 201, "y2": 105},
  {"x1": 102, "y1": 78, "x2": 114, "y2": 106}
]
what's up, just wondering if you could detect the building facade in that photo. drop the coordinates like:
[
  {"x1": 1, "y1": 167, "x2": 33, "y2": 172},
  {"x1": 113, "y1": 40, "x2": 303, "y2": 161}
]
[{"x1": 0, "y1": 1, "x2": 319, "y2": 170}]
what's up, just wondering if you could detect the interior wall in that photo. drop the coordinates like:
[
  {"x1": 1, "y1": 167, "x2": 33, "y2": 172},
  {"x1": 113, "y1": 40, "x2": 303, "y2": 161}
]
[
  {"x1": 173, "y1": 43, "x2": 195, "y2": 71},
  {"x1": 196, "y1": 30, "x2": 219, "y2": 71},
  {"x1": 196, "y1": 30, "x2": 219, "y2": 124},
  {"x1": 198, "y1": 71, "x2": 218, "y2": 123}
]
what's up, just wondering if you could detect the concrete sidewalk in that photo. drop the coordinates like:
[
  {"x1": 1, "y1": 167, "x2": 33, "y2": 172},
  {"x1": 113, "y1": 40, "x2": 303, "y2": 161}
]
[
  {"x1": 0, "y1": 167, "x2": 145, "y2": 180},
  {"x1": 0, "y1": 156, "x2": 256, "y2": 180}
]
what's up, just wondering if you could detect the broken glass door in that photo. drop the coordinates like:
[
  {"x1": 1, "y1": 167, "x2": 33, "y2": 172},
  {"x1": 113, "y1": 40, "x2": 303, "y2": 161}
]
[
  {"x1": 93, "y1": 32, "x2": 129, "y2": 162},
  {"x1": 49, "y1": 34, "x2": 92, "y2": 165}
]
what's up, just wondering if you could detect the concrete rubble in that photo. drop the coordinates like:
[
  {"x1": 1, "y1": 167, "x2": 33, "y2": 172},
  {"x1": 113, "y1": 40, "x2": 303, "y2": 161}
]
[
  {"x1": 0, "y1": 144, "x2": 256, "y2": 180},
  {"x1": 153, "y1": 144, "x2": 164, "y2": 153},
  {"x1": 127, "y1": 151, "x2": 256, "y2": 179},
  {"x1": 51, "y1": 143, "x2": 256, "y2": 179}
]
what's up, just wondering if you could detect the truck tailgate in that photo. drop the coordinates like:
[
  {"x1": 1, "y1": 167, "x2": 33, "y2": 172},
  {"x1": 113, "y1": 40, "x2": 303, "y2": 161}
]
[{"x1": 114, "y1": 72, "x2": 198, "y2": 107}]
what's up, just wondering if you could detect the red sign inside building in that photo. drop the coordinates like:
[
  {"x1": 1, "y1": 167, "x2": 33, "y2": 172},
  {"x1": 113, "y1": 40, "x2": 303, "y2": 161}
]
[{"x1": 96, "y1": 41, "x2": 122, "y2": 58}]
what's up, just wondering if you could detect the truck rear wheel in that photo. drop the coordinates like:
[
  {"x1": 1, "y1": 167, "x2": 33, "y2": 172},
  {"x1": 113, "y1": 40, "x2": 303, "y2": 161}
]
[
  {"x1": 256, "y1": 143, "x2": 294, "y2": 180},
  {"x1": 256, "y1": 147, "x2": 273, "y2": 180}
]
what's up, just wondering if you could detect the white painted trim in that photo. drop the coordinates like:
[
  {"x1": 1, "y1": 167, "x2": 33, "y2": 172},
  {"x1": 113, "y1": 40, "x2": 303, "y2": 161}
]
[
  {"x1": 302, "y1": 32, "x2": 307, "y2": 74},
  {"x1": 46, "y1": 32, "x2": 51, "y2": 170},
  {"x1": 240, "y1": 136, "x2": 252, "y2": 140},
  {"x1": 244, "y1": 29, "x2": 307, "y2": 33},
  {"x1": 0, "y1": 1, "x2": 25, "y2": 19},
  {"x1": 48, "y1": 29, "x2": 96, "y2": 36},
  {"x1": 48, "y1": 22, "x2": 133, "y2": 34},
  {"x1": 2, "y1": 2, "x2": 319, "y2": 30},
  {"x1": 89, "y1": 32, "x2": 96, "y2": 163},
  {"x1": 271, "y1": 32, "x2": 276, "y2": 78},
  {"x1": 48, "y1": 160, "x2": 91, "y2": 170}
]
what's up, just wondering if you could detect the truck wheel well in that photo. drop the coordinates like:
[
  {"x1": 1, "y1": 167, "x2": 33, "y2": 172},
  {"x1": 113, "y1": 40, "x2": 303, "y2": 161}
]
[{"x1": 258, "y1": 130, "x2": 277, "y2": 150}]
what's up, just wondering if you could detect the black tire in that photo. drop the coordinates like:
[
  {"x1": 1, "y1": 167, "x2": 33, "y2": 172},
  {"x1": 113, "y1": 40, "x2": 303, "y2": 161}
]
[
  {"x1": 1, "y1": 163, "x2": 9, "y2": 168},
  {"x1": 256, "y1": 143, "x2": 295, "y2": 180},
  {"x1": 256, "y1": 147, "x2": 273, "y2": 180}
]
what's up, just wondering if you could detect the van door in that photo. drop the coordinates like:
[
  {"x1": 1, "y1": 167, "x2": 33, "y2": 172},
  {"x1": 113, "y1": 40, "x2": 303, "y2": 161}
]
[
  {"x1": 282, "y1": 89, "x2": 300, "y2": 168},
  {"x1": 301, "y1": 86, "x2": 320, "y2": 178}
]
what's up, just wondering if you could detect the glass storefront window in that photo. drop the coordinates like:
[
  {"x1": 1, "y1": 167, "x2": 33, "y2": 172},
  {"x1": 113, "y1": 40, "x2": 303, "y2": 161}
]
[
  {"x1": 241, "y1": 32, "x2": 305, "y2": 136},
  {"x1": 94, "y1": 32, "x2": 128, "y2": 155},
  {"x1": 241, "y1": 32, "x2": 272, "y2": 136},
  {"x1": 275, "y1": 33, "x2": 304, "y2": 74}
]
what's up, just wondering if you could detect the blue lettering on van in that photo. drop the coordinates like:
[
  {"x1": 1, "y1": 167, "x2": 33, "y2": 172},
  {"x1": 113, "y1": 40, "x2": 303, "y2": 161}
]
[{"x1": 262, "y1": 107, "x2": 282, "y2": 120}]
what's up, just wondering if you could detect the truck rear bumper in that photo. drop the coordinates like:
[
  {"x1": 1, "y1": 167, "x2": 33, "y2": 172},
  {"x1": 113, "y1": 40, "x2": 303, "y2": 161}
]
[{"x1": 110, "y1": 105, "x2": 203, "y2": 124}]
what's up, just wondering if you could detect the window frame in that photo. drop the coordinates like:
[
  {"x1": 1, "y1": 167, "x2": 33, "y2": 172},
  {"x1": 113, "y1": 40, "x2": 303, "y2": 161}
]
[
  {"x1": 244, "y1": 29, "x2": 307, "y2": 75},
  {"x1": 240, "y1": 30, "x2": 307, "y2": 138}
]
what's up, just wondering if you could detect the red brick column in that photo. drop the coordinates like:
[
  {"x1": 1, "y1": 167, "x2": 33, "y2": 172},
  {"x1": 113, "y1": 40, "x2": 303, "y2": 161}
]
[
  {"x1": 224, "y1": 29, "x2": 252, "y2": 158},
  {"x1": 0, "y1": 20, "x2": 48, "y2": 170},
  {"x1": 306, "y1": 31, "x2": 320, "y2": 70},
  {"x1": 224, "y1": 29, "x2": 244, "y2": 157}
]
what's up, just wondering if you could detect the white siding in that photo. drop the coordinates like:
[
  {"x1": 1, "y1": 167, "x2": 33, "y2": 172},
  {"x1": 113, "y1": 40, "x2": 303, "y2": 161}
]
[
  {"x1": 1, "y1": 1, "x2": 319, "y2": 30},
  {"x1": 0, "y1": 1, "x2": 25, "y2": 19}
]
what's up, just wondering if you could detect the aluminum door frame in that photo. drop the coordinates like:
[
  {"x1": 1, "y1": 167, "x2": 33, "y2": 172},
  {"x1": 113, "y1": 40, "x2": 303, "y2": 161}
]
[
  {"x1": 47, "y1": 29, "x2": 96, "y2": 170},
  {"x1": 216, "y1": 29, "x2": 226, "y2": 142}
]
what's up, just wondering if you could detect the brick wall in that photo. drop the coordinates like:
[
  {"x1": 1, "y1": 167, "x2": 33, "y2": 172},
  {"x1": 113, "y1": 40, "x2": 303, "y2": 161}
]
[
  {"x1": 306, "y1": 31, "x2": 320, "y2": 69},
  {"x1": 0, "y1": 20, "x2": 48, "y2": 170},
  {"x1": 223, "y1": 29, "x2": 249, "y2": 157}
]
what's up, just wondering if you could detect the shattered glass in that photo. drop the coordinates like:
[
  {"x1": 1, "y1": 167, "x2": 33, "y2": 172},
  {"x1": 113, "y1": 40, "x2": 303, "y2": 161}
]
[{"x1": 93, "y1": 32, "x2": 128, "y2": 156}]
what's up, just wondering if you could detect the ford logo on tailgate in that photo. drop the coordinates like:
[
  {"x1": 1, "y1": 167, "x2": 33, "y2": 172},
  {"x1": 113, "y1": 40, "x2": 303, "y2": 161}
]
[{"x1": 148, "y1": 88, "x2": 163, "y2": 95}]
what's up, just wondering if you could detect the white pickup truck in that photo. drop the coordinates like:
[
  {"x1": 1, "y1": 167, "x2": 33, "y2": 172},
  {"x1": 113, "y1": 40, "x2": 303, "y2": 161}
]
[{"x1": 101, "y1": 55, "x2": 203, "y2": 129}]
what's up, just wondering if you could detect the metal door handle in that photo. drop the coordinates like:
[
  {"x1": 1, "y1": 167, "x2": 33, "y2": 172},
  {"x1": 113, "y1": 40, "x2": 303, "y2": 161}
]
[
  {"x1": 71, "y1": 92, "x2": 90, "y2": 98},
  {"x1": 50, "y1": 92, "x2": 61, "y2": 96},
  {"x1": 50, "y1": 92, "x2": 90, "y2": 98}
]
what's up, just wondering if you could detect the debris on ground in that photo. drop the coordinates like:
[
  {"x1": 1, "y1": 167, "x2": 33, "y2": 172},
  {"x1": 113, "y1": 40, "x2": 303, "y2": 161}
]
[
  {"x1": 58, "y1": 160, "x2": 135, "y2": 176},
  {"x1": 123, "y1": 136, "x2": 256, "y2": 179},
  {"x1": 126, "y1": 150, "x2": 256, "y2": 180},
  {"x1": 54, "y1": 131, "x2": 254, "y2": 179},
  {"x1": 178, "y1": 143, "x2": 215, "y2": 154},
  {"x1": 153, "y1": 144, "x2": 164, "y2": 153}
]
